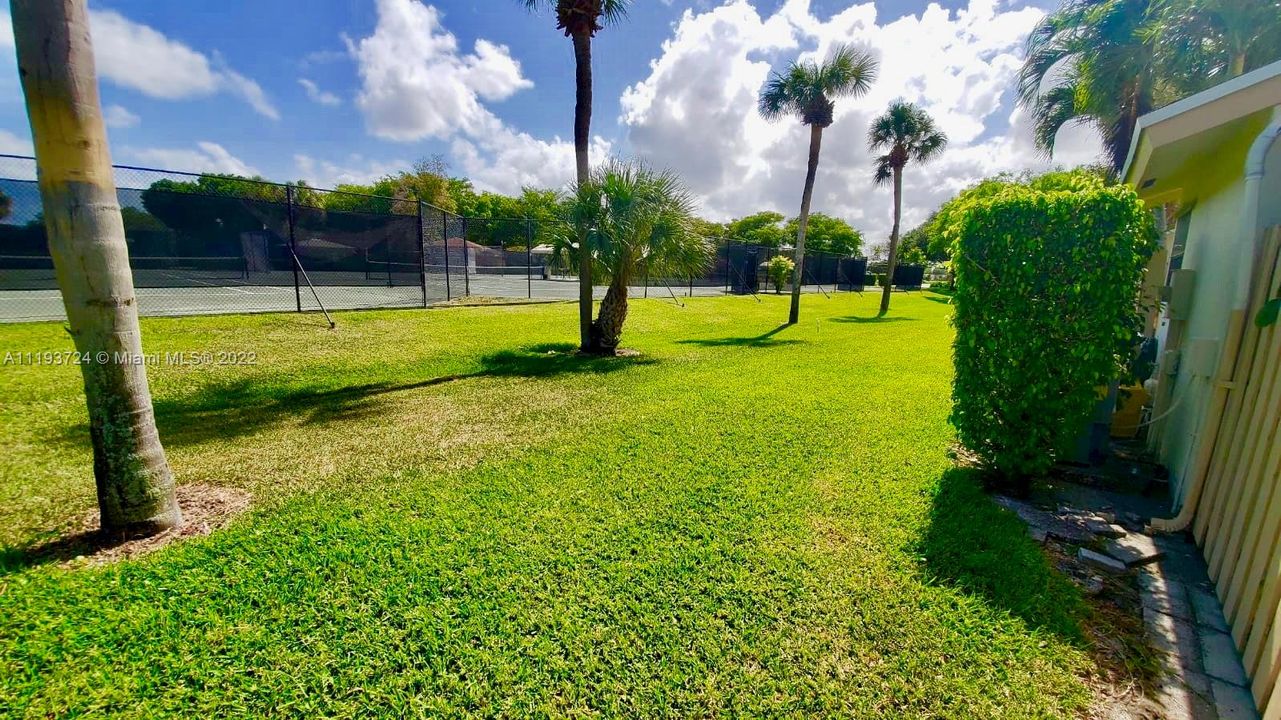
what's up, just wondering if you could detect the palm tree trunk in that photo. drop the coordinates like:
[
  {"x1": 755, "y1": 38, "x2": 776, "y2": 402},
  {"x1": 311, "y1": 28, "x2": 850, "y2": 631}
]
[
  {"x1": 1230, "y1": 53, "x2": 1246, "y2": 78},
  {"x1": 879, "y1": 165, "x2": 903, "y2": 316},
  {"x1": 572, "y1": 30, "x2": 594, "y2": 353},
  {"x1": 12, "y1": 0, "x2": 180, "y2": 535},
  {"x1": 790, "y1": 124, "x2": 823, "y2": 325},
  {"x1": 590, "y1": 275, "x2": 629, "y2": 354}
]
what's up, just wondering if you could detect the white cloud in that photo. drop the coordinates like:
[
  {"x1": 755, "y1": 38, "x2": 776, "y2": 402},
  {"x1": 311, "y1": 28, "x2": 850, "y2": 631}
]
[
  {"x1": 620, "y1": 0, "x2": 1107, "y2": 239},
  {"x1": 294, "y1": 153, "x2": 402, "y2": 188},
  {"x1": 117, "y1": 142, "x2": 258, "y2": 176},
  {"x1": 347, "y1": 0, "x2": 531, "y2": 141},
  {"x1": 344, "y1": 0, "x2": 600, "y2": 193},
  {"x1": 103, "y1": 104, "x2": 140, "y2": 129},
  {"x1": 86, "y1": 9, "x2": 279, "y2": 120},
  {"x1": 0, "y1": 128, "x2": 32, "y2": 155},
  {"x1": 298, "y1": 78, "x2": 342, "y2": 107}
]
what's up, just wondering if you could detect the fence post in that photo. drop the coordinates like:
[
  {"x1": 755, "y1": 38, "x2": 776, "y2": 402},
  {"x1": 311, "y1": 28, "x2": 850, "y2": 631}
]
[
  {"x1": 724, "y1": 242, "x2": 730, "y2": 295},
  {"x1": 462, "y1": 217, "x2": 471, "y2": 297},
  {"x1": 286, "y1": 184, "x2": 301, "y2": 313},
  {"x1": 442, "y1": 209, "x2": 451, "y2": 301},
  {"x1": 418, "y1": 201, "x2": 428, "y2": 308},
  {"x1": 689, "y1": 275, "x2": 693, "y2": 298},
  {"x1": 526, "y1": 218, "x2": 533, "y2": 299}
]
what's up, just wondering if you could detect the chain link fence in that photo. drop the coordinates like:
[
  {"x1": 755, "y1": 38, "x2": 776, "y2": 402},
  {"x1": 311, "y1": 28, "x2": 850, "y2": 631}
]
[{"x1": 0, "y1": 154, "x2": 909, "y2": 322}]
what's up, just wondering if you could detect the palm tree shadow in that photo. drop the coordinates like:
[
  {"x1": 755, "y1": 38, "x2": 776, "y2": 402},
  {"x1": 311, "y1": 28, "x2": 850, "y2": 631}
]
[
  {"x1": 677, "y1": 323, "x2": 804, "y2": 348},
  {"x1": 53, "y1": 343, "x2": 656, "y2": 450},
  {"x1": 829, "y1": 315, "x2": 917, "y2": 324}
]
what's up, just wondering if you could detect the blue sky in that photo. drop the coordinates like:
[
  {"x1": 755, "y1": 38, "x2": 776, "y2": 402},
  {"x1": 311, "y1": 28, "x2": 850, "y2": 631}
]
[{"x1": 0, "y1": 0, "x2": 1096, "y2": 239}]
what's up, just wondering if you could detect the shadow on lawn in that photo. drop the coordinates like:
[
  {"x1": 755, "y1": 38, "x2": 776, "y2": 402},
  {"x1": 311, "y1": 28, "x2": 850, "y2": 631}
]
[
  {"x1": 919, "y1": 467, "x2": 1086, "y2": 641},
  {"x1": 677, "y1": 323, "x2": 804, "y2": 348},
  {"x1": 829, "y1": 315, "x2": 918, "y2": 324},
  {"x1": 56, "y1": 343, "x2": 655, "y2": 449}
]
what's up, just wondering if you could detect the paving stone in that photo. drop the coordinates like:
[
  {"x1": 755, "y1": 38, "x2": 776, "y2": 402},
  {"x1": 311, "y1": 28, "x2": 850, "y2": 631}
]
[
  {"x1": 1143, "y1": 579, "x2": 1195, "y2": 621},
  {"x1": 1080, "y1": 547, "x2": 1128, "y2": 574},
  {"x1": 994, "y1": 496, "x2": 1096, "y2": 543},
  {"x1": 1106, "y1": 534, "x2": 1166, "y2": 567},
  {"x1": 1211, "y1": 678, "x2": 1261, "y2": 719},
  {"x1": 1201, "y1": 630, "x2": 1250, "y2": 687},
  {"x1": 1085, "y1": 518, "x2": 1128, "y2": 537},
  {"x1": 1155, "y1": 676, "x2": 1220, "y2": 720},
  {"x1": 1161, "y1": 669, "x2": 1214, "y2": 701},
  {"x1": 1190, "y1": 587, "x2": 1232, "y2": 633},
  {"x1": 1145, "y1": 607, "x2": 1204, "y2": 672}
]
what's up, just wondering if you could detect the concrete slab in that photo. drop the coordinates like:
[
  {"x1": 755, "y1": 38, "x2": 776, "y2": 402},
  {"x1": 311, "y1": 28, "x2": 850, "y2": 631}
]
[
  {"x1": 1190, "y1": 587, "x2": 1232, "y2": 634},
  {"x1": 1211, "y1": 678, "x2": 1261, "y2": 719},
  {"x1": 1106, "y1": 534, "x2": 1166, "y2": 567},
  {"x1": 1201, "y1": 630, "x2": 1250, "y2": 687}
]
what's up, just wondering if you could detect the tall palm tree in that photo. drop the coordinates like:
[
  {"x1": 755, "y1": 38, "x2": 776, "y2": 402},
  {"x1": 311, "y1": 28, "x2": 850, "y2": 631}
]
[
  {"x1": 562, "y1": 160, "x2": 712, "y2": 353},
  {"x1": 12, "y1": 0, "x2": 181, "y2": 535},
  {"x1": 868, "y1": 101, "x2": 947, "y2": 317},
  {"x1": 1153, "y1": 0, "x2": 1281, "y2": 82},
  {"x1": 759, "y1": 44, "x2": 877, "y2": 325},
  {"x1": 522, "y1": 0, "x2": 629, "y2": 352},
  {"x1": 1018, "y1": 0, "x2": 1167, "y2": 172}
]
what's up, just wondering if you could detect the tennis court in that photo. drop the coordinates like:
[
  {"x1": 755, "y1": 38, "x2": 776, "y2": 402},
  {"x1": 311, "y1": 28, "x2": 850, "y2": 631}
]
[{"x1": 0, "y1": 261, "x2": 848, "y2": 322}]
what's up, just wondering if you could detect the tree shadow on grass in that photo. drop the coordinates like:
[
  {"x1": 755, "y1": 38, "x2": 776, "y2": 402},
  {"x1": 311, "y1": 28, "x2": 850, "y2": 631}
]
[
  {"x1": 919, "y1": 467, "x2": 1087, "y2": 641},
  {"x1": 56, "y1": 343, "x2": 656, "y2": 449},
  {"x1": 829, "y1": 315, "x2": 919, "y2": 324},
  {"x1": 676, "y1": 323, "x2": 805, "y2": 348},
  {"x1": 922, "y1": 295, "x2": 952, "y2": 305}
]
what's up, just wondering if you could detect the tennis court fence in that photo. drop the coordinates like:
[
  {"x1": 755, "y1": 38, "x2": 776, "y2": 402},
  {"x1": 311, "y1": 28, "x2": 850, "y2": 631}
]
[{"x1": 0, "y1": 155, "x2": 885, "y2": 322}]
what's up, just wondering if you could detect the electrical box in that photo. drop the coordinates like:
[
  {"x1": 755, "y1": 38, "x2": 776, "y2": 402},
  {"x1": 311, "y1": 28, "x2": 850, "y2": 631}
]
[
  {"x1": 1168, "y1": 269, "x2": 1197, "y2": 321},
  {"x1": 1160, "y1": 349, "x2": 1181, "y2": 377},
  {"x1": 1185, "y1": 338, "x2": 1220, "y2": 378}
]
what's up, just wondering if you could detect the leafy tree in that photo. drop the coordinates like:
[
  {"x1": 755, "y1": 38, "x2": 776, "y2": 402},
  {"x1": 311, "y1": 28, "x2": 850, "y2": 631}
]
[
  {"x1": 13, "y1": 0, "x2": 180, "y2": 533},
  {"x1": 899, "y1": 211, "x2": 950, "y2": 265},
  {"x1": 691, "y1": 217, "x2": 728, "y2": 240},
  {"x1": 784, "y1": 213, "x2": 863, "y2": 255},
  {"x1": 868, "y1": 101, "x2": 947, "y2": 315},
  {"x1": 767, "y1": 254, "x2": 794, "y2": 294},
  {"x1": 0, "y1": 189, "x2": 10, "y2": 222},
  {"x1": 760, "y1": 43, "x2": 877, "y2": 325},
  {"x1": 560, "y1": 161, "x2": 712, "y2": 353},
  {"x1": 522, "y1": 0, "x2": 630, "y2": 352},
  {"x1": 727, "y1": 211, "x2": 788, "y2": 247}
]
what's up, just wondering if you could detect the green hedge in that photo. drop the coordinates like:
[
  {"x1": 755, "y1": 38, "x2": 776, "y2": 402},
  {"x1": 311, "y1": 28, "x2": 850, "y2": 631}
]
[{"x1": 947, "y1": 172, "x2": 1157, "y2": 484}]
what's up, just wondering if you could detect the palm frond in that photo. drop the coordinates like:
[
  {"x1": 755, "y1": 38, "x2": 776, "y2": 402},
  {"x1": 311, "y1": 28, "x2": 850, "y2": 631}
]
[
  {"x1": 873, "y1": 156, "x2": 894, "y2": 186},
  {"x1": 757, "y1": 44, "x2": 877, "y2": 126}
]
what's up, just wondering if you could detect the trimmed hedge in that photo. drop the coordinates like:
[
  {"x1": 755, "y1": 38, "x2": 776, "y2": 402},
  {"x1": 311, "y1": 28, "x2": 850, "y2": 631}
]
[{"x1": 947, "y1": 172, "x2": 1157, "y2": 484}]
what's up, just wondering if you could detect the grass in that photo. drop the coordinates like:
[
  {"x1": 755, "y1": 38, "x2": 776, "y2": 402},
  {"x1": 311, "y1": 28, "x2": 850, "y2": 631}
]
[{"x1": 0, "y1": 293, "x2": 1102, "y2": 717}]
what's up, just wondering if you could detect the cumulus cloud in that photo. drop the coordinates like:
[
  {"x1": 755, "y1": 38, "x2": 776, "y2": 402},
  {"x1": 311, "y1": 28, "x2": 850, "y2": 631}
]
[
  {"x1": 621, "y1": 0, "x2": 1107, "y2": 239},
  {"x1": 298, "y1": 78, "x2": 342, "y2": 107},
  {"x1": 117, "y1": 142, "x2": 258, "y2": 176},
  {"x1": 103, "y1": 104, "x2": 140, "y2": 129},
  {"x1": 86, "y1": 9, "x2": 279, "y2": 120},
  {"x1": 294, "y1": 153, "x2": 402, "y2": 188},
  {"x1": 345, "y1": 0, "x2": 597, "y2": 193}
]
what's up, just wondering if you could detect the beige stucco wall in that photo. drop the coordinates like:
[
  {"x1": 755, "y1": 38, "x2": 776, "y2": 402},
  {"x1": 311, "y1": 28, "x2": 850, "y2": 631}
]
[{"x1": 1142, "y1": 119, "x2": 1275, "y2": 504}]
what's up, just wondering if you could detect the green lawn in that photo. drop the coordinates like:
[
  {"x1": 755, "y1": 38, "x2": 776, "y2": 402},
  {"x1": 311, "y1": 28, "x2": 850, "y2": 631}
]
[{"x1": 0, "y1": 294, "x2": 1103, "y2": 717}]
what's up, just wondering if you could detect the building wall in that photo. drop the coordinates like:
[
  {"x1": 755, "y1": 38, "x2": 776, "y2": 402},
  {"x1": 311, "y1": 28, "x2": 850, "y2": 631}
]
[{"x1": 1147, "y1": 125, "x2": 1263, "y2": 502}]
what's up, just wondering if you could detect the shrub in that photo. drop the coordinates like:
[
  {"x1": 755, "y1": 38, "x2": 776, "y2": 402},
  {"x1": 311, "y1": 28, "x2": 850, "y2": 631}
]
[
  {"x1": 948, "y1": 171, "x2": 1157, "y2": 487},
  {"x1": 767, "y1": 254, "x2": 794, "y2": 293}
]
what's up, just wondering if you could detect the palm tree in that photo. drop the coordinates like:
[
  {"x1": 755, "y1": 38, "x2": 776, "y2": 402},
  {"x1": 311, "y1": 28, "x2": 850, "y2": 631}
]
[
  {"x1": 562, "y1": 160, "x2": 712, "y2": 353},
  {"x1": 1018, "y1": 0, "x2": 1167, "y2": 173},
  {"x1": 868, "y1": 101, "x2": 947, "y2": 316},
  {"x1": 522, "y1": 0, "x2": 630, "y2": 352},
  {"x1": 12, "y1": 0, "x2": 181, "y2": 535},
  {"x1": 759, "y1": 44, "x2": 877, "y2": 325},
  {"x1": 1153, "y1": 0, "x2": 1281, "y2": 82}
]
